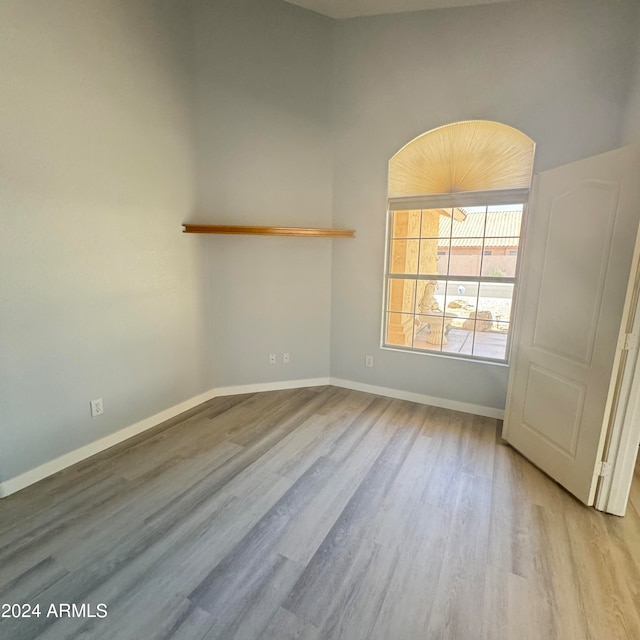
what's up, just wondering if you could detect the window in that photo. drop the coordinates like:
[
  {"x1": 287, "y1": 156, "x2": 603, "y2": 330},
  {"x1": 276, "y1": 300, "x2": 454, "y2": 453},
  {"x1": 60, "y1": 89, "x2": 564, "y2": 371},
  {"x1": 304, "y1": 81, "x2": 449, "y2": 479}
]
[
  {"x1": 384, "y1": 203, "x2": 523, "y2": 362},
  {"x1": 383, "y1": 121, "x2": 535, "y2": 363}
]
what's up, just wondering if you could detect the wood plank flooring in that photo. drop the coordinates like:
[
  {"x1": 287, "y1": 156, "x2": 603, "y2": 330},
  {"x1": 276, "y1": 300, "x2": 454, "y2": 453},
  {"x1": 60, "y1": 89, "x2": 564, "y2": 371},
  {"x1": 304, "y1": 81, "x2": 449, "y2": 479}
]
[{"x1": 1, "y1": 386, "x2": 639, "y2": 639}]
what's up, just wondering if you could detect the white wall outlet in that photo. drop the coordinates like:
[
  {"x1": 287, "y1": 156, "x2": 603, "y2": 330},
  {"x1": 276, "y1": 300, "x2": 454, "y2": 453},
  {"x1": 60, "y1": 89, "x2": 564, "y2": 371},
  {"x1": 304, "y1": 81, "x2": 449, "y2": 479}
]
[
  {"x1": 365, "y1": 355, "x2": 374, "y2": 368},
  {"x1": 90, "y1": 398, "x2": 104, "y2": 417},
  {"x1": 283, "y1": 352, "x2": 290, "y2": 364},
  {"x1": 269, "y1": 353, "x2": 277, "y2": 365}
]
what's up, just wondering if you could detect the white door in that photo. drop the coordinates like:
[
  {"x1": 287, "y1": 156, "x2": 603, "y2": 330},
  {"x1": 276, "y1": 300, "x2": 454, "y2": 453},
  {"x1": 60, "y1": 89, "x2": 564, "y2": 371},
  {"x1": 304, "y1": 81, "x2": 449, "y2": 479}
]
[{"x1": 503, "y1": 146, "x2": 640, "y2": 505}]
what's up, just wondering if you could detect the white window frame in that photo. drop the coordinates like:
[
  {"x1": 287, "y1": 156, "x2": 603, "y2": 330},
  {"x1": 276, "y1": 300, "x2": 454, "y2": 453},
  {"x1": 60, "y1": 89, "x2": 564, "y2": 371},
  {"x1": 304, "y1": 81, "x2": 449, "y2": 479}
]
[{"x1": 381, "y1": 188, "x2": 529, "y2": 365}]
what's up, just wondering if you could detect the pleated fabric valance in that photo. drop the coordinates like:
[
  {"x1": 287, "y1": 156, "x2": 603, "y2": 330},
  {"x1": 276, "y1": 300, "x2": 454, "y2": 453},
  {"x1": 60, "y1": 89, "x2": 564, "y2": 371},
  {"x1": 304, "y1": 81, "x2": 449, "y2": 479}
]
[{"x1": 388, "y1": 120, "x2": 535, "y2": 199}]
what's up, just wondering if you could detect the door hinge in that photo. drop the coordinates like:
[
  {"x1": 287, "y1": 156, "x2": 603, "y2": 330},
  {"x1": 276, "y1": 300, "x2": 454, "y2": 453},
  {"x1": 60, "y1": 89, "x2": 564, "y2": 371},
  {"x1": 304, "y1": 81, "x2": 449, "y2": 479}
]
[
  {"x1": 622, "y1": 333, "x2": 639, "y2": 351},
  {"x1": 598, "y1": 460, "x2": 613, "y2": 477}
]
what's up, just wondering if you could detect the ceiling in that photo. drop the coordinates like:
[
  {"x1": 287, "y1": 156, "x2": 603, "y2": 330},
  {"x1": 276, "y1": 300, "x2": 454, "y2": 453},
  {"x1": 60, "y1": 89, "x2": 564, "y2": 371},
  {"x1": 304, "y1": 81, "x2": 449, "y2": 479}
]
[{"x1": 283, "y1": 0, "x2": 516, "y2": 20}]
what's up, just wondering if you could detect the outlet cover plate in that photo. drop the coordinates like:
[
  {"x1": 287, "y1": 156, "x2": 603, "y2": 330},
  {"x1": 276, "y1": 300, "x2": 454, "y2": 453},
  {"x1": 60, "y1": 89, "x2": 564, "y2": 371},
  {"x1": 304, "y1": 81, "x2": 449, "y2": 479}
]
[{"x1": 90, "y1": 398, "x2": 104, "y2": 417}]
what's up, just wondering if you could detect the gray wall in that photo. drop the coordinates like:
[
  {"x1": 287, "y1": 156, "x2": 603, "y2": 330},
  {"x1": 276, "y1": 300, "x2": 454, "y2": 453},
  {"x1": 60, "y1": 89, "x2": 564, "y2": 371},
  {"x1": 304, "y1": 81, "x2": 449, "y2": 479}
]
[
  {"x1": 191, "y1": 0, "x2": 334, "y2": 386},
  {"x1": 329, "y1": 0, "x2": 640, "y2": 409},
  {"x1": 623, "y1": 9, "x2": 640, "y2": 145},
  {"x1": 0, "y1": 0, "x2": 208, "y2": 481}
]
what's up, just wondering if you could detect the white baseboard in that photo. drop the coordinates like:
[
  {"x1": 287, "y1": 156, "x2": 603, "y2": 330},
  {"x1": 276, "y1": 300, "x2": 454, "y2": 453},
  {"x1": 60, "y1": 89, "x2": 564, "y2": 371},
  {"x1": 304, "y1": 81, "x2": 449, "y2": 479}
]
[
  {"x1": 214, "y1": 377, "x2": 331, "y2": 397},
  {"x1": 330, "y1": 377, "x2": 505, "y2": 420},
  {"x1": 0, "y1": 375, "x2": 501, "y2": 498}
]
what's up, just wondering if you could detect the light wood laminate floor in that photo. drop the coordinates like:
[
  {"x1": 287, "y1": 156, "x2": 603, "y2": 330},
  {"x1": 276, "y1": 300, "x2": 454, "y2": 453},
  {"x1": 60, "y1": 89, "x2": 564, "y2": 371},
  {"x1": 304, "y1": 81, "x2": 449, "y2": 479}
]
[{"x1": 1, "y1": 386, "x2": 639, "y2": 639}]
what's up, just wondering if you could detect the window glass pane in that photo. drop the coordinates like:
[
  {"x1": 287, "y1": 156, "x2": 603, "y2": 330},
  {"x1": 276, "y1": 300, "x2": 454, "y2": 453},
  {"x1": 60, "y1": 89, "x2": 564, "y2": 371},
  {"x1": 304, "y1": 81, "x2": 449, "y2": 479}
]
[
  {"x1": 413, "y1": 280, "x2": 447, "y2": 350},
  {"x1": 416, "y1": 280, "x2": 446, "y2": 317},
  {"x1": 488, "y1": 203, "x2": 524, "y2": 212},
  {"x1": 494, "y1": 320, "x2": 511, "y2": 336},
  {"x1": 443, "y1": 280, "x2": 479, "y2": 319},
  {"x1": 386, "y1": 312, "x2": 415, "y2": 347},
  {"x1": 390, "y1": 239, "x2": 419, "y2": 274},
  {"x1": 478, "y1": 281, "x2": 514, "y2": 325},
  {"x1": 422, "y1": 208, "x2": 452, "y2": 239},
  {"x1": 486, "y1": 204, "x2": 524, "y2": 237},
  {"x1": 393, "y1": 211, "x2": 421, "y2": 238},
  {"x1": 451, "y1": 206, "x2": 487, "y2": 239},
  {"x1": 419, "y1": 239, "x2": 449, "y2": 275},
  {"x1": 413, "y1": 318, "x2": 445, "y2": 352},
  {"x1": 481, "y1": 239, "x2": 520, "y2": 277},
  {"x1": 448, "y1": 245, "x2": 482, "y2": 277},
  {"x1": 441, "y1": 323, "x2": 473, "y2": 356},
  {"x1": 387, "y1": 279, "x2": 416, "y2": 314},
  {"x1": 472, "y1": 321, "x2": 510, "y2": 360}
]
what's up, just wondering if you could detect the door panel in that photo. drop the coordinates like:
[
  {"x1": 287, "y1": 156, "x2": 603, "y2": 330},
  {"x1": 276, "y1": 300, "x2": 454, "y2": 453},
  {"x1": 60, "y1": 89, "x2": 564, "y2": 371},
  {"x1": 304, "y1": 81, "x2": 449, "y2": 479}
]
[
  {"x1": 531, "y1": 182, "x2": 619, "y2": 364},
  {"x1": 504, "y1": 146, "x2": 640, "y2": 505},
  {"x1": 521, "y1": 365, "x2": 585, "y2": 456}
]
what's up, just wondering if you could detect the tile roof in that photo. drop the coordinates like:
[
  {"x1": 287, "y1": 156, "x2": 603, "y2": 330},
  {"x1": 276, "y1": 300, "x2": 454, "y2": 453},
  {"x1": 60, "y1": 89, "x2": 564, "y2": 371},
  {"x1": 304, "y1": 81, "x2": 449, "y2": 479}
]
[{"x1": 439, "y1": 210, "x2": 521, "y2": 247}]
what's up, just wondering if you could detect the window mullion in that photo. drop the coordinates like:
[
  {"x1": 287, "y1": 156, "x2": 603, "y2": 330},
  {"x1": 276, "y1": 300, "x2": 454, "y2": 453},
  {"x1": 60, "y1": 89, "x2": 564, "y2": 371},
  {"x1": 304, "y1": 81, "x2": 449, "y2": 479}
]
[
  {"x1": 412, "y1": 210, "x2": 424, "y2": 348},
  {"x1": 388, "y1": 274, "x2": 516, "y2": 285}
]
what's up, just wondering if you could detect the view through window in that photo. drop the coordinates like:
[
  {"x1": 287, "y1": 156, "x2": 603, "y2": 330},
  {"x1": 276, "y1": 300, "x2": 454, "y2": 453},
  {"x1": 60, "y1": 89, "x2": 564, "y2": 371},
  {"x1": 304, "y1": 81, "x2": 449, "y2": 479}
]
[{"x1": 383, "y1": 203, "x2": 524, "y2": 362}]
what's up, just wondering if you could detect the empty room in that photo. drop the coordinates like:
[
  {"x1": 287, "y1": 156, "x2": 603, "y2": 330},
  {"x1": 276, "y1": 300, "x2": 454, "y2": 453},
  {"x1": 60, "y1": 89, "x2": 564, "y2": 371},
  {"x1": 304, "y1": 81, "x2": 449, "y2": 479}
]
[{"x1": 2, "y1": 0, "x2": 640, "y2": 638}]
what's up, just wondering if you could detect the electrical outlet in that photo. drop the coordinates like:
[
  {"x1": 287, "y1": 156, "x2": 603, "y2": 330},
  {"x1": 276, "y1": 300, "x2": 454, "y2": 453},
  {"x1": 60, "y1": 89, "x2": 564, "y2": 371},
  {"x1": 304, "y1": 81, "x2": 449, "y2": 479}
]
[
  {"x1": 269, "y1": 353, "x2": 277, "y2": 365},
  {"x1": 90, "y1": 398, "x2": 104, "y2": 417},
  {"x1": 283, "y1": 352, "x2": 290, "y2": 364},
  {"x1": 365, "y1": 355, "x2": 374, "y2": 368}
]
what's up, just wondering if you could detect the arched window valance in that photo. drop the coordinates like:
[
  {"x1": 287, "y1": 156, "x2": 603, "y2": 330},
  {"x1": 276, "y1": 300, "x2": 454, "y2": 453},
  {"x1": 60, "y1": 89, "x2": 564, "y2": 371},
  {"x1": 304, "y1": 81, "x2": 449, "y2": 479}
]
[{"x1": 388, "y1": 120, "x2": 535, "y2": 199}]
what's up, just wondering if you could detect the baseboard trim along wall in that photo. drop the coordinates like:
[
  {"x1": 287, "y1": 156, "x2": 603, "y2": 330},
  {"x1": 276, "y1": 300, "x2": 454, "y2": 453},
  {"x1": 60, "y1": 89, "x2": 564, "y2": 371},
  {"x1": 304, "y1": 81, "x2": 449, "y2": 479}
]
[
  {"x1": 0, "y1": 376, "x2": 503, "y2": 499},
  {"x1": 213, "y1": 378, "x2": 331, "y2": 397},
  {"x1": 330, "y1": 378, "x2": 505, "y2": 421}
]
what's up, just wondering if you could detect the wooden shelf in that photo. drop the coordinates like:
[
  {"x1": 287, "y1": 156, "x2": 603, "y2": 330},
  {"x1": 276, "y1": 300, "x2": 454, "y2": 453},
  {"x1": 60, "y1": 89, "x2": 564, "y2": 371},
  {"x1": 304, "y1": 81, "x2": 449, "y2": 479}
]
[{"x1": 182, "y1": 224, "x2": 355, "y2": 238}]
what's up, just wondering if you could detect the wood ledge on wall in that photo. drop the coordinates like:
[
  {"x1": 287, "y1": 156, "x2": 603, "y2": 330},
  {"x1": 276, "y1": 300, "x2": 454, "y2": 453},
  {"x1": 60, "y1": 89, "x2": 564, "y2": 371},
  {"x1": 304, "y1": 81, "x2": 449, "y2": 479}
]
[{"x1": 182, "y1": 224, "x2": 355, "y2": 238}]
